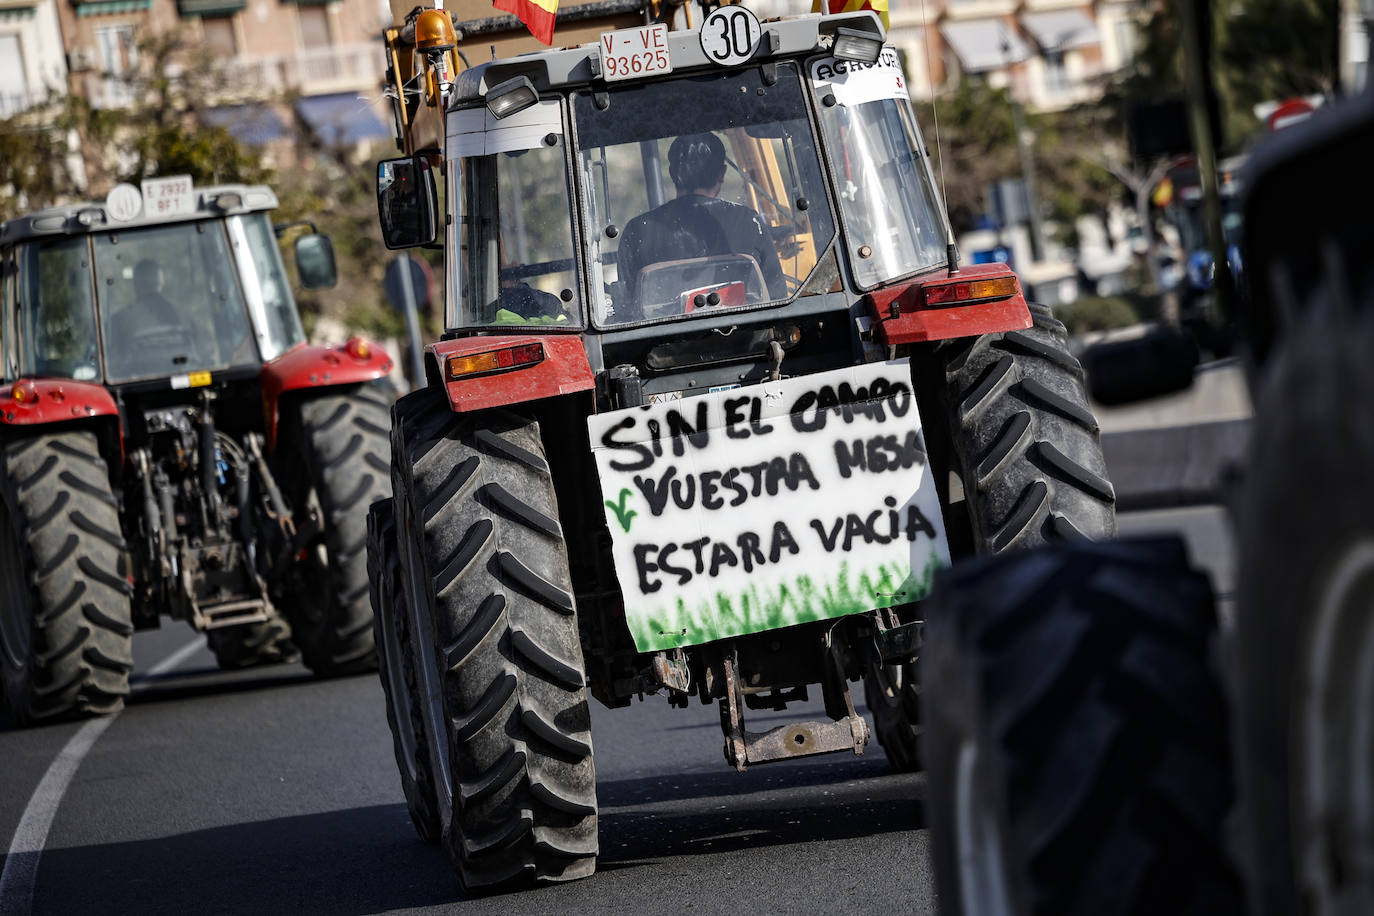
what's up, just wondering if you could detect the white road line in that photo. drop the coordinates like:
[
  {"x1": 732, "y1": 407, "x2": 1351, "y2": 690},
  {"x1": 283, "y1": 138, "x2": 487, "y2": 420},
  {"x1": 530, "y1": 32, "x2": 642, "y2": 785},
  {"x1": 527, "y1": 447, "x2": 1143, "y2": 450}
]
[
  {"x1": 0, "y1": 637, "x2": 204, "y2": 916},
  {"x1": 138, "y1": 637, "x2": 207, "y2": 682}
]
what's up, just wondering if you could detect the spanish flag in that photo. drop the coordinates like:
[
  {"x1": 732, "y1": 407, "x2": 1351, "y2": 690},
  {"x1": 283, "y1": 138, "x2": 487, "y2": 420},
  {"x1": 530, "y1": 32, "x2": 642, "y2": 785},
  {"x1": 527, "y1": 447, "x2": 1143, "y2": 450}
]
[
  {"x1": 811, "y1": 0, "x2": 889, "y2": 31},
  {"x1": 494, "y1": 0, "x2": 557, "y2": 45}
]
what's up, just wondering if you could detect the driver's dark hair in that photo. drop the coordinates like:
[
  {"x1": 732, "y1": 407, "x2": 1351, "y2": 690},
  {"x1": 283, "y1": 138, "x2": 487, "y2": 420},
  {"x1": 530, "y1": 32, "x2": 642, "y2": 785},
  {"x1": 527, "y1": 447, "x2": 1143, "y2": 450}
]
[{"x1": 668, "y1": 132, "x2": 727, "y2": 193}]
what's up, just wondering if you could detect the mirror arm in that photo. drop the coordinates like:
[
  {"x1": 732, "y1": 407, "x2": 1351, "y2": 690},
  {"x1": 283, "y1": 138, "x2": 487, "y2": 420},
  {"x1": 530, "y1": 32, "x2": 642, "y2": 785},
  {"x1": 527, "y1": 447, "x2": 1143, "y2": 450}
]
[{"x1": 273, "y1": 220, "x2": 320, "y2": 240}]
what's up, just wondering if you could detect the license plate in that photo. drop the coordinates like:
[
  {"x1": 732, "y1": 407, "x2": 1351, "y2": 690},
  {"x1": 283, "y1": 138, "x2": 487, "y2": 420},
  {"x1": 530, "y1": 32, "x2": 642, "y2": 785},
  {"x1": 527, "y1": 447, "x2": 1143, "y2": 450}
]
[
  {"x1": 141, "y1": 175, "x2": 195, "y2": 218},
  {"x1": 600, "y1": 24, "x2": 672, "y2": 82}
]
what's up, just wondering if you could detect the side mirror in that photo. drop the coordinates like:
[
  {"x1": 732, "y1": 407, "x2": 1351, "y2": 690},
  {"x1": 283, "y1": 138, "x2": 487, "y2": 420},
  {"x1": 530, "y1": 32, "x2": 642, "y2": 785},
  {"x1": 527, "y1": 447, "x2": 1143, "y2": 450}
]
[
  {"x1": 294, "y1": 233, "x2": 337, "y2": 290},
  {"x1": 377, "y1": 156, "x2": 439, "y2": 250},
  {"x1": 1082, "y1": 324, "x2": 1200, "y2": 406}
]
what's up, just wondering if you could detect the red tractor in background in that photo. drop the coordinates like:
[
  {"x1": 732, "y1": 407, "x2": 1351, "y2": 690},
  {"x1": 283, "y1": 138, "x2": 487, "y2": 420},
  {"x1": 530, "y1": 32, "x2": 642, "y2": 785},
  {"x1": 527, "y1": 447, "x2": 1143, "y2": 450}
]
[{"x1": 0, "y1": 180, "x2": 394, "y2": 725}]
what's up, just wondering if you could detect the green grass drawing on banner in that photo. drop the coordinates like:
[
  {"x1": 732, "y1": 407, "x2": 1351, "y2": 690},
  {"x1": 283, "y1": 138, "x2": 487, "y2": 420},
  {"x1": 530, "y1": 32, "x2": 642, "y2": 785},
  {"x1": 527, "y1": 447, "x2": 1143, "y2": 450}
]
[{"x1": 630, "y1": 551, "x2": 945, "y2": 652}]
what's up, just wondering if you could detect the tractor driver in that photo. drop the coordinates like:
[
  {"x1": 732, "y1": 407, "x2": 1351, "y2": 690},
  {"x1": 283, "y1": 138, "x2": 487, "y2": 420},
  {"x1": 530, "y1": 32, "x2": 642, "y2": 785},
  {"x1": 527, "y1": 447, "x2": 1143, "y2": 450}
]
[
  {"x1": 615, "y1": 132, "x2": 787, "y2": 321},
  {"x1": 132, "y1": 258, "x2": 179, "y2": 327}
]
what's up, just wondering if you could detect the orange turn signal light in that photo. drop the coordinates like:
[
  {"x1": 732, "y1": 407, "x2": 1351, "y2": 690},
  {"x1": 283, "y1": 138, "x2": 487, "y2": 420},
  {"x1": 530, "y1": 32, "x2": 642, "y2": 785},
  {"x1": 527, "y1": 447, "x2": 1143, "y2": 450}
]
[
  {"x1": 446, "y1": 343, "x2": 544, "y2": 380},
  {"x1": 11, "y1": 379, "x2": 38, "y2": 404},
  {"x1": 344, "y1": 336, "x2": 371, "y2": 360},
  {"x1": 922, "y1": 275, "x2": 1019, "y2": 308}
]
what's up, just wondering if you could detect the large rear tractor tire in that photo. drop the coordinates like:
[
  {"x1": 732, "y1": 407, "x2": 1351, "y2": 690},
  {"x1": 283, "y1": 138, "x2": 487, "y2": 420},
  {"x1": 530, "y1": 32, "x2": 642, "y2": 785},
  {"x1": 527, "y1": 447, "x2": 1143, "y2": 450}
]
[
  {"x1": 279, "y1": 383, "x2": 392, "y2": 676},
  {"x1": 392, "y1": 387, "x2": 597, "y2": 890},
  {"x1": 923, "y1": 539, "x2": 1242, "y2": 916},
  {"x1": 867, "y1": 303, "x2": 1117, "y2": 770},
  {"x1": 940, "y1": 302, "x2": 1116, "y2": 551},
  {"x1": 368, "y1": 496, "x2": 441, "y2": 844},
  {"x1": 0, "y1": 431, "x2": 134, "y2": 724},
  {"x1": 1232, "y1": 317, "x2": 1374, "y2": 916}
]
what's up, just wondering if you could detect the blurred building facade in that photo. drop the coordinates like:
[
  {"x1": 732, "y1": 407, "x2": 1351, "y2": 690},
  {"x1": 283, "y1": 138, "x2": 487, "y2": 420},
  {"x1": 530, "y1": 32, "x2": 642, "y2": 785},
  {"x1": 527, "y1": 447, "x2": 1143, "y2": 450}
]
[
  {"x1": 752, "y1": 0, "x2": 1139, "y2": 111},
  {"x1": 0, "y1": 0, "x2": 69, "y2": 117},
  {"x1": 30, "y1": 0, "x2": 391, "y2": 148}
]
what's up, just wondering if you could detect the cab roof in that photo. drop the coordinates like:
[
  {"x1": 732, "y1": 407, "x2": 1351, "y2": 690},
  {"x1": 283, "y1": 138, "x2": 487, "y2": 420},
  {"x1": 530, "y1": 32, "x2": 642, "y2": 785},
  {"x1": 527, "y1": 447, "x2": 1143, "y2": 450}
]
[
  {"x1": 448, "y1": 10, "x2": 885, "y2": 108},
  {"x1": 0, "y1": 184, "x2": 279, "y2": 247}
]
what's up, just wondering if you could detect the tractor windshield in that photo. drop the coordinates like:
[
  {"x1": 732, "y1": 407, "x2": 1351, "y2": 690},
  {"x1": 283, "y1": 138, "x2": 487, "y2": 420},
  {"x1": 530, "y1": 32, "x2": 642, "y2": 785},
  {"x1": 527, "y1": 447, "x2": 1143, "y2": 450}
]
[
  {"x1": 809, "y1": 51, "x2": 949, "y2": 289},
  {"x1": 93, "y1": 220, "x2": 257, "y2": 383},
  {"x1": 573, "y1": 63, "x2": 836, "y2": 328},
  {"x1": 228, "y1": 212, "x2": 306, "y2": 361}
]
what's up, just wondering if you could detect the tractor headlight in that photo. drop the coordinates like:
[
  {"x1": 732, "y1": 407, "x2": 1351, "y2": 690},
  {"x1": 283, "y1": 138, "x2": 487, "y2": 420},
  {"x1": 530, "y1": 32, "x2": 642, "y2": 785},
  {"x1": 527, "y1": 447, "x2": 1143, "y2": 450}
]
[
  {"x1": 486, "y1": 76, "x2": 539, "y2": 121},
  {"x1": 831, "y1": 28, "x2": 882, "y2": 65}
]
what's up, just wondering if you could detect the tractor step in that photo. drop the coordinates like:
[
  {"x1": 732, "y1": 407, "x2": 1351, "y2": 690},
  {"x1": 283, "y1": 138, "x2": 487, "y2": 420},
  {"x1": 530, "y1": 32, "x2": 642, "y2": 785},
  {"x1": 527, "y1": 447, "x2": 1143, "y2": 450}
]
[
  {"x1": 198, "y1": 599, "x2": 271, "y2": 630},
  {"x1": 719, "y1": 650, "x2": 869, "y2": 771}
]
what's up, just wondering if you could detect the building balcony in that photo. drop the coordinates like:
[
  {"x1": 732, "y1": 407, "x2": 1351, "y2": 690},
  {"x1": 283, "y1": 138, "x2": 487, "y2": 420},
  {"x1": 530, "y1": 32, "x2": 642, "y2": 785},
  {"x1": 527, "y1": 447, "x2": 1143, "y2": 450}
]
[
  {"x1": 0, "y1": 89, "x2": 57, "y2": 119},
  {"x1": 222, "y1": 42, "x2": 385, "y2": 98},
  {"x1": 941, "y1": 0, "x2": 1019, "y2": 23}
]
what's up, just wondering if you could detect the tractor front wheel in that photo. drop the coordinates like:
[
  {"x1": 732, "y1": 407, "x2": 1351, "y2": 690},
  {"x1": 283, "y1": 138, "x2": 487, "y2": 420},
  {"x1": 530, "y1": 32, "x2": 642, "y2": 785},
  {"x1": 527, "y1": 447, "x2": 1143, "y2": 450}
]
[{"x1": 278, "y1": 384, "x2": 392, "y2": 676}]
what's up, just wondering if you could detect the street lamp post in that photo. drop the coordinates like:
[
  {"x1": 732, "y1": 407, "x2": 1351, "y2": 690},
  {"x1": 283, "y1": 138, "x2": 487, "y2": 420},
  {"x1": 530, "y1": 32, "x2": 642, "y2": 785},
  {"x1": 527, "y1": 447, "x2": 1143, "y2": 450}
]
[
  {"x1": 1001, "y1": 32, "x2": 1046, "y2": 263},
  {"x1": 1001, "y1": 26, "x2": 1086, "y2": 265}
]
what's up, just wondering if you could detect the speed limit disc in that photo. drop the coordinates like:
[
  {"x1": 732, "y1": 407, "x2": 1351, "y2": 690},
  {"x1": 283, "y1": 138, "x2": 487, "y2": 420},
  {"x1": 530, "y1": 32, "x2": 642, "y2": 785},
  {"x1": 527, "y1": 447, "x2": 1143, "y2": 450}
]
[{"x1": 699, "y1": 5, "x2": 764, "y2": 68}]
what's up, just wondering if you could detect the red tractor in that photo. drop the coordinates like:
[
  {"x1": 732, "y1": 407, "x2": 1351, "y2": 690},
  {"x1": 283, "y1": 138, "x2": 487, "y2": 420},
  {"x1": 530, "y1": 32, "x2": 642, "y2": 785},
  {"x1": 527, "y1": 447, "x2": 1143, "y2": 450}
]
[
  {"x1": 367, "y1": 3, "x2": 1116, "y2": 889},
  {"x1": 0, "y1": 180, "x2": 394, "y2": 725}
]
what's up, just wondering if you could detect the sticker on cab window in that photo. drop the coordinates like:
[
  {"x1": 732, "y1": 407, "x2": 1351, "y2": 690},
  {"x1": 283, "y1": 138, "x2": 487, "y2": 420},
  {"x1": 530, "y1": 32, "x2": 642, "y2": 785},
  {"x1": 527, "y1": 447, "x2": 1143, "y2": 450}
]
[
  {"x1": 170, "y1": 371, "x2": 212, "y2": 390},
  {"x1": 809, "y1": 48, "x2": 907, "y2": 107}
]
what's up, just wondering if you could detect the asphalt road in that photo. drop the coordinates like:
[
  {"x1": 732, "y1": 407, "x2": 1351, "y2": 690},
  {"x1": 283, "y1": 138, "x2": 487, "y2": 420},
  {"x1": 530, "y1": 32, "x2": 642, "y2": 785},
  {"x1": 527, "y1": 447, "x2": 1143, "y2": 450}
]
[{"x1": 0, "y1": 505, "x2": 1234, "y2": 916}]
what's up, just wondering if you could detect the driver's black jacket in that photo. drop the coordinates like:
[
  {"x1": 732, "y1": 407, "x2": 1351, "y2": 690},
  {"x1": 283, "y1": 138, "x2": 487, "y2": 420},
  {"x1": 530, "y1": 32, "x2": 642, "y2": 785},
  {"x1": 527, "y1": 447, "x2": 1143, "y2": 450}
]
[{"x1": 616, "y1": 194, "x2": 787, "y2": 316}]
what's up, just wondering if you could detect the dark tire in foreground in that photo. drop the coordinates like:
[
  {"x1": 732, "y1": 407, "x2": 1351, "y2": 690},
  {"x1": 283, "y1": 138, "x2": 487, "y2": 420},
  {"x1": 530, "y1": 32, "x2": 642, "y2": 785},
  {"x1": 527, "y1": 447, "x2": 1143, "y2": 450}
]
[
  {"x1": 279, "y1": 384, "x2": 392, "y2": 676},
  {"x1": 923, "y1": 538, "x2": 1242, "y2": 916},
  {"x1": 867, "y1": 303, "x2": 1117, "y2": 770},
  {"x1": 0, "y1": 431, "x2": 134, "y2": 724},
  {"x1": 1232, "y1": 318, "x2": 1374, "y2": 916},
  {"x1": 392, "y1": 387, "x2": 597, "y2": 890},
  {"x1": 368, "y1": 496, "x2": 441, "y2": 844},
  {"x1": 205, "y1": 615, "x2": 297, "y2": 670}
]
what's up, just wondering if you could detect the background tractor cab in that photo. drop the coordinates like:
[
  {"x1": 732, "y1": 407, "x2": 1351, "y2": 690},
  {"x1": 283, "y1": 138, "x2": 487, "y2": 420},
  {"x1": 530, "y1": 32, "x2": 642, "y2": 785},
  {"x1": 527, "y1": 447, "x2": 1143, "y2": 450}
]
[
  {"x1": 2, "y1": 184, "x2": 335, "y2": 389},
  {"x1": 0, "y1": 180, "x2": 394, "y2": 725}
]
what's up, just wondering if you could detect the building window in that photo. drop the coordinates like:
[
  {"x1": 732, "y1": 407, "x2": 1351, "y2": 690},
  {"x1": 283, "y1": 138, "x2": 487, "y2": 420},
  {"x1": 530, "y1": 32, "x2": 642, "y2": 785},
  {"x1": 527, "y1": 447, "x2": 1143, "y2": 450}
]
[
  {"x1": 1044, "y1": 50, "x2": 1069, "y2": 97},
  {"x1": 202, "y1": 15, "x2": 237, "y2": 57},
  {"x1": 1114, "y1": 19, "x2": 1135, "y2": 67},
  {"x1": 0, "y1": 35, "x2": 28, "y2": 117},
  {"x1": 298, "y1": 5, "x2": 331, "y2": 49},
  {"x1": 95, "y1": 24, "x2": 138, "y2": 108}
]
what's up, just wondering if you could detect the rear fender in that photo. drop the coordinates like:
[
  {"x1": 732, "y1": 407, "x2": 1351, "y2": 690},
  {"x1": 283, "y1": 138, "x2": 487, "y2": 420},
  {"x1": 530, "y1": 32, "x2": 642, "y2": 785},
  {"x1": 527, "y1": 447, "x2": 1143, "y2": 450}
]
[
  {"x1": 261, "y1": 339, "x2": 395, "y2": 451},
  {"x1": 864, "y1": 264, "x2": 1032, "y2": 345},
  {"x1": 430, "y1": 335, "x2": 594, "y2": 414},
  {"x1": 0, "y1": 378, "x2": 125, "y2": 468}
]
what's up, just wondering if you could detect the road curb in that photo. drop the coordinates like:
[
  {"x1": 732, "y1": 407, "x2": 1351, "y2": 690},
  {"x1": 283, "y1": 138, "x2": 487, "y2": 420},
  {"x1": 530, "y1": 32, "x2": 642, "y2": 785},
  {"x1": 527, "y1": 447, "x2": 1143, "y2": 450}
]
[{"x1": 1102, "y1": 419, "x2": 1251, "y2": 511}]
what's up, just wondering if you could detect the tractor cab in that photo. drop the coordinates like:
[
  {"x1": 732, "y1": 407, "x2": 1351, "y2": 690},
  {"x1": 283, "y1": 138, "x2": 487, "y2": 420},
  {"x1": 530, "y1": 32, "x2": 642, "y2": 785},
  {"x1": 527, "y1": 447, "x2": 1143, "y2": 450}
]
[
  {"x1": 379, "y1": 10, "x2": 989, "y2": 392},
  {"x1": 0, "y1": 183, "x2": 334, "y2": 391}
]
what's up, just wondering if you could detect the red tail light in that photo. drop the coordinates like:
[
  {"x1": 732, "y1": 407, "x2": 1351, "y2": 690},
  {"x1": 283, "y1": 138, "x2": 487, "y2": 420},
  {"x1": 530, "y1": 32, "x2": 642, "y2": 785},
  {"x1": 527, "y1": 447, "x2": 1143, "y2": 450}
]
[
  {"x1": 446, "y1": 342, "x2": 545, "y2": 380},
  {"x1": 922, "y1": 275, "x2": 1020, "y2": 308}
]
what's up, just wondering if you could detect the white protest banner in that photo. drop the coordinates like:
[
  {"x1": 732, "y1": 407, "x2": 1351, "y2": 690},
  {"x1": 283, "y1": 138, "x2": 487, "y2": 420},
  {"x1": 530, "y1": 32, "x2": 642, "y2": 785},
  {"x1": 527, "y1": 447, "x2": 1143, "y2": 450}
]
[{"x1": 588, "y1": 358, "x2": 949, "y2": 653}]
